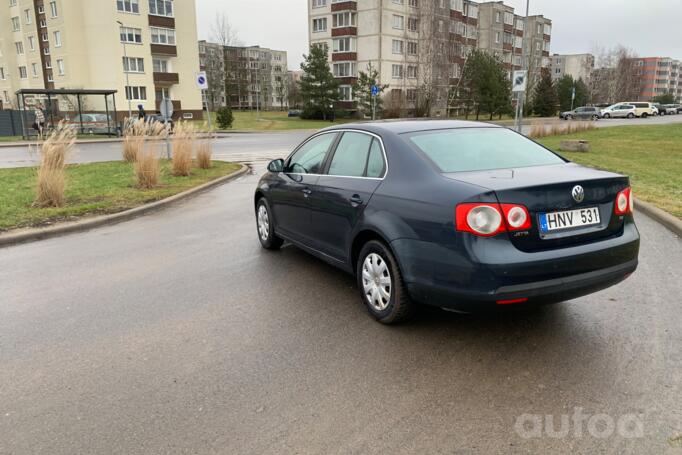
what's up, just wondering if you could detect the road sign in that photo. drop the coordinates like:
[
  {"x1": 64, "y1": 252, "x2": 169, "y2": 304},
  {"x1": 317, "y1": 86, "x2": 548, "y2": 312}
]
[
  {"x1": 371, "y1": 85, "x2": 379, "y2": 97},
  {"x1": 196, "y1": 71, "x2": 208, "y2": 90},
  {"x1": 160, "y1": 98, "x2": 174, "y2": 120},
  {"x1": 512, "y1": 70, "x2": 527, "y2": 93}
]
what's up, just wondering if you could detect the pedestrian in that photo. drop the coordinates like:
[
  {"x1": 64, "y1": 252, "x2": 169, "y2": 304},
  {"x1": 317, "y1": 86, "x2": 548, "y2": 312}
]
[
  {"x1": 138, "y1": 104, "x2": 146, "y2": 120},
  {"x1": 33, "y1": 103, "x2": 46, "y2": 139}
]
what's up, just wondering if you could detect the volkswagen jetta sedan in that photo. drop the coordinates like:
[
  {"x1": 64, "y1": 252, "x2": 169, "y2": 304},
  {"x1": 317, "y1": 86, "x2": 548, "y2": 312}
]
[{"x1": 254, "y1": 121, "x2": 639, "y2": 324}]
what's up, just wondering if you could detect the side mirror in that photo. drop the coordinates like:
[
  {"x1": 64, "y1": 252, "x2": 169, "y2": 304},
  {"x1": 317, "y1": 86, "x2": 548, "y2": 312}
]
[{"x1": 268, "y1": 159, "x2": 284, "y2": 173}]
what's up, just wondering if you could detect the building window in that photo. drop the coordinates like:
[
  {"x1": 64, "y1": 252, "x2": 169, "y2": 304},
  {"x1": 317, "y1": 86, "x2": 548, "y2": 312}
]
[
  {"x1": 515, "y1": 18, "x2": 524, "y2": 30},
  {"x1": 312, "y1": 17, "x2": 327, "y2": 32},
  {"x1": 407, "y1": 41, "x2": 418, "y2": 55},
  {"x1": 123, "y1": 56, "x2": 145, "y2": 72},
  {"x1": 392, "y1": 15, "x2": 404, "y2": 30},
  {"x1": 37, "y1": 4, "x2": 44, "y2": 13},
  {"x1": 544, "y1": 23, "x2": 551, "y2": 35},
  {"x1": 57, "y1": 58, "x2": 64, "y2": 75},
  {"x1": 407, "y1": 17, "x2": 418, "y2": 32},
  {"x1": 504, "y1": 11, "x2": 514, "y2": 25},
  {"x1": 40, "y1": 19, "x2": 46, "y2": 28},
  {"x1": 11, "y1": 16, "x2": 20, "y2": 31},
  {"x1": 312, "y1": 0, "x2": 326, "y2": 7},
  {"x1": 406, "y1": 89, "x2": 417, "y2": 102},
  {"x1": 18, "y1": 66, "x2": 27, "y2": 79},
  {"x1": 53, "y1": 31, "x2": 61, "y2": 47},
  {"x1": 155, "y1": 87, "x2": 170, "y2": 101},
  {"x1": 41, "y1": 32, "x2": 48, "y2": 41},
  {"x1": 24, "y1": 9, "x2": 32, "y2": 24},
  {"x1": 391, "y1": 64, "x2": 403, "y2": 79},
  {"x1": 150, "y1": 27, "x2": 176, "y2": 45},
  {"x1": 153, "y1": 58, "x2": 169, "y2": 72},
  {"x1": 495, "y1": 32, "x2": 500, "y2": 44},
  {"x1": 125, "y1": 86, "x2": 147, "y2": 100},
  {"x1": 15, "y1": 41, "x2": 24, "y2": 55},
  {"x1": 28, "y1": 35, "x2": 35, "y2": 51},
  {"x1": 46, "y1": 71, "x2": 53, "y2": 82},
  {"x1": 49, "y1": 1, "x2": 57, "y2": 17},
  {"x1": 116, "y1": 0, "x2": 139, "y2": 13},
  {"x1": 31, "y1": 62, "x2": 38, "y2": 77},
  {"x1": 9, "y1": 0, "x2": 17, "y2": 6},
  {"x1": 392, "y1": 39, "x2": 404, "y2": 54},
  {"x1": 149, "y1": 0, "x2": 173, "y2": 17},
  {"x1": 407, "y1": 65, "x2": 417, "y2": 78},
  {"x1": 392, "y1": 0, "x2": 404, "y2": 4},
  {"x1": 333, "y1": 37, "x2": 355, "y2": 53},
  {"x1": 0, "y1": 68, "x2": 4, "y2": 79},
  {"x1": 409, "y1": 0, "x2": 418, "y2": 6},
  {"x1": 332, "y1": 12, "x2": 356, "y2": 27},
  {"x1": 332, "y1": 62, "x2": 355, "y2": 77},
  {"x1": 120, "y1": 26, "x2": 142, "y2": 43},
  {"x1": 3, "y1": 91, "x2": 8, "y2": 103},
  {"x1": 495, "y1": 11, "x2": 501, "y2": 23},
  {"x1": 339, "y1": 85, "x2": 352, "y2": 101}
]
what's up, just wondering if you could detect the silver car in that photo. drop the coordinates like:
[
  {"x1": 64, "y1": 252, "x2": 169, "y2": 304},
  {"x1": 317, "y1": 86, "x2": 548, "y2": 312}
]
[{"x1": 600, "y1": 104, "x2": 636, "y2": 119}]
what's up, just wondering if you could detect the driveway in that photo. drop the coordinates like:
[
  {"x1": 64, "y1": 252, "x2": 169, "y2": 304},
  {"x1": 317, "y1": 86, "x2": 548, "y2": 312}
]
[{"x1": 0, "y1": 162, "x2": 680, "y2": 454}]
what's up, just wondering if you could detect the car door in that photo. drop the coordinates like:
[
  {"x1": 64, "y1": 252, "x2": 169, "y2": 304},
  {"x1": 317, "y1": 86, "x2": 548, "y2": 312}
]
[
  {"x1": 268, "y1": 132, "x2": 338, "y2": 244},
  {"x1": 308, "y1": 132, "x2": 386, "y2": 261},
  {"x1": 611, "y1": 105, "x2": 624, "y2": 118}
]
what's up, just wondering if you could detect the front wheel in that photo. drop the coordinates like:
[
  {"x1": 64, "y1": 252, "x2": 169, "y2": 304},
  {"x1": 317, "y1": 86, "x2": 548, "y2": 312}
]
[
  {"x1": 641, "y1": 113, "x2": 648, "y2": 118},
  {"x1": 603, "y1": 113, "x2": 611, "y2": 119},
  {"x1": 591, "y1": 115, "x2": 599, "y2": 121},
  {"x1": 627, "y1": 113, "x2": 635, "y2": 119},
  {"x1": 357, "y1": 240, "x2": 415, "y2": 324},
  {"x1": 256, "y1": 198, "x2": 284, "y2": 250},
  {"x1": 566, "y1": 114, "x2": 573, "y2": 120}
]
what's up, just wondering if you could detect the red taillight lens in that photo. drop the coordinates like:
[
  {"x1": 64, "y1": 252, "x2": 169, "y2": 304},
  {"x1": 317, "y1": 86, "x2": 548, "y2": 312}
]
[
  {"x1": 501, "y1": 204, "x2": 532, "y2": 230},
  {"x1": 456, "y1": 203, "x2": 504, "y2": 236},
  {"x1": 614, "y1": 187, "x2": 632, "y2": 215},
  {"x1": 456, "y1": 203, "x2": 531, "y2": 236}
]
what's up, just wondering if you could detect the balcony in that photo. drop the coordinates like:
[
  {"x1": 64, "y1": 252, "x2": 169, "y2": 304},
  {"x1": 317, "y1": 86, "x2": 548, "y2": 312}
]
[
  {"x1": 153, "y1": 72, "x2": 179, "y2": 85},
  {"x1": 331, "y1": 1, "x2": 356, "y2": 12},
  {"x1": 332, "y1": 27, "x2": 357, "y2": 37},
  {"x1": 148, "y1": 15, "x2": 175, "y2": 28},
  {"x1": 332, "y1": 52, "x2": 357, "y2": 61},
  {"x1": 503, "y1": 43, "x2": 513, "y2": 51},
  {"x1": 150, "y1": 44, "x2": 177, "y2": 56}
]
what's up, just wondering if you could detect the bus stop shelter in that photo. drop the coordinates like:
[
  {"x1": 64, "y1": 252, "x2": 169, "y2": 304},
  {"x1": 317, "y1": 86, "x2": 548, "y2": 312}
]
[{"x1": 16, "y1": 88, "x2": 118, "y2": 139}]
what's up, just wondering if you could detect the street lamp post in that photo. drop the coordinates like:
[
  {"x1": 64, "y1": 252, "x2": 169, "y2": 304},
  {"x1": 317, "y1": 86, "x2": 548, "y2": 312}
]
[
  {"x1": 515, "y1": 0, "x2": 530, "y2": 132},
  {"x1": 116, "y1": 20, "x2": 132, "y2": 120}
]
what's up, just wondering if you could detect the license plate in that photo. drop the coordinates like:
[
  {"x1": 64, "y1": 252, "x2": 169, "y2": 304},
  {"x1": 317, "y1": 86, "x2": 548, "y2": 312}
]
[{"x1": 539, "y1": 207, "x2": 600, "y2": 232}]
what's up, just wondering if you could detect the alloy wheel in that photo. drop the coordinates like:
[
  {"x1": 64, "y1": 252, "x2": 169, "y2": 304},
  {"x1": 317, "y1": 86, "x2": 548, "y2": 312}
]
[
  {"x1": 257, "y1": 204, "x2": 270, "y2": 241},
  {"x1": 362, "y1": 253, "x2": 392, "y2": 311}
]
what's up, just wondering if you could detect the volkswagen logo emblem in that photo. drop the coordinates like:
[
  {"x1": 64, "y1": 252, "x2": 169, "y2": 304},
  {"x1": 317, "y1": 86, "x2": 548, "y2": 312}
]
[{"x1": 572, "y1": 185, "x2": 585, "y2": 203}]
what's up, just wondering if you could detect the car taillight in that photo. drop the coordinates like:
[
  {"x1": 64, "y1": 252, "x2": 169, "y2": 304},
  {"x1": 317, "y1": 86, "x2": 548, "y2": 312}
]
[
  {"x1": 456, "y1": 203, "x2": 531, "y2": 237},
  {"x1": 614, "y1": 187, "x2": 633, "y2": 215}
]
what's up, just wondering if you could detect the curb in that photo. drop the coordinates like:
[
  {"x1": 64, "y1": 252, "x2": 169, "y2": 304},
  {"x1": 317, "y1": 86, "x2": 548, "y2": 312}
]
[
  {"x1": 0, "y1": 164, "x2": 249, "y2": 248},
  {"x1": 634, "y1": 198, "x2": 682, "y2": 237}
]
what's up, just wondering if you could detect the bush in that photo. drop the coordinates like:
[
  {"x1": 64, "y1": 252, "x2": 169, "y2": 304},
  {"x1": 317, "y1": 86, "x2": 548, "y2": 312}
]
[
  {"x1": 35, "y1": 124, "x2": 75, "y2": 207},
  {"x1": 135, "y1": 146, "x2": 160, "y2": 189},
  {"x1": 216, "y1": 107, "x2": 234, "y2": 129}
]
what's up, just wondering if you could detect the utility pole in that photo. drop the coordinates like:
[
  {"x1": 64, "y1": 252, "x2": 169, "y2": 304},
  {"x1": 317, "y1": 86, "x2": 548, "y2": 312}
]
[
  {"x1": 116, "y1": 20, "x2": 132, "y2": 120},
  {"x1": 514, "y1": 0, "x2": 530, "y2": 132}
]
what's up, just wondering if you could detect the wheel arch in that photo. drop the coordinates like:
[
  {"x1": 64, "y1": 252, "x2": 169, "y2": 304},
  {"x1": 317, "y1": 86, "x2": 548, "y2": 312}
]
[
  {"x1": 350, "y1": 229, "x2": 395, "y2": 276},
  {"x1": 254, "y1": 189, "x2": 265, "y2": 208}
]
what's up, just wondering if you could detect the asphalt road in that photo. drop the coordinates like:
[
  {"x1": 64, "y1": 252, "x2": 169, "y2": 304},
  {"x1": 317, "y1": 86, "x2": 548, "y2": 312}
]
[
  {"x1": 1, "y1": 162, "x2": 681, "y2": 454},
  {"x1": 1, "y1": 113, "x2": 682, "y2": 169}
]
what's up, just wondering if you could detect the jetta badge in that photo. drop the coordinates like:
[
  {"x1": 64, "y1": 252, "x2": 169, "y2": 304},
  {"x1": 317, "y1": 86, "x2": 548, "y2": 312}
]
[{"x1": 572, "y1": 185, "x2": 585, "y2": 203}]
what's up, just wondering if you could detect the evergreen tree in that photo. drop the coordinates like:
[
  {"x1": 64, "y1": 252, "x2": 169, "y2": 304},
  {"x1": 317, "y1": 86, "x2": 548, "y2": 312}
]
[
  {"x1": 556, "y1": 75, "x2": 588, "y2": 111},
  {"x1": 459, "y1": 50, "x2": 512, "y2": 120},
  {"x1": 299, "y1": 45, "x2": 339, "y2": 120},
  {"x1": 532, "y1": 69, "x2": 558, "y2": 117},
  {"x1": 652, "y1": 92, "x2": 676, "y2": 104},
  {"x1": 351, "y1": 63, "x2": 388, "y2": 119}
]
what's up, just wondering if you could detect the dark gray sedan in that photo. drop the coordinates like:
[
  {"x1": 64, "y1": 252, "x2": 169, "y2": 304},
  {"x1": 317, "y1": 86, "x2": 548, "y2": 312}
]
[
  {"x1": 560, "y1": 106, "x2": 601, "y2": 120},
  {"x1": 254, "y1": 121, "x2": 639, "y2": 324}
]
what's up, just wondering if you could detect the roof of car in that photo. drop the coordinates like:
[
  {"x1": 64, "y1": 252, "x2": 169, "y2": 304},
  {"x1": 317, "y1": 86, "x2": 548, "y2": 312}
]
[{"x1": 320, "y1": 119, "x2": 502, "y2": 135}]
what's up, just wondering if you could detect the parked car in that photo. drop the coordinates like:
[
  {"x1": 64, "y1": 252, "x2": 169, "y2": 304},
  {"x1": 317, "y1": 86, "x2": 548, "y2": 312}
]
[
  {"x1": 676, "y1": 104, "x2": 682, "y2": 114},
  {"x1": 660, "y1": 104, "x2": 678, "y2": 115},
  {"x1": 560, "y1": 106, "x2": 601, "y2": 120},
  {"x1": 254, "y1": 121, "x2": 640, "y2": 324},
  {"x1": 67, "y1": 114, "x2": 116, "y2": 134},
  {"x1": 625, "y1": 102, "x2": 657, "y2": 118},
  {"x1": 600, "y1": 104, "x2": 637, "y2": 119},
  {"x1": 288, "y1": 109, "x2": 302, "y2": 118}
]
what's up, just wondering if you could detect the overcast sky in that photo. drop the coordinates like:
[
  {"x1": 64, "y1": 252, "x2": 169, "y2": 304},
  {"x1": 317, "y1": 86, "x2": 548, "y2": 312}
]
[{"x1": 195, "y1": 0, "x2": 682, "y2": 70}]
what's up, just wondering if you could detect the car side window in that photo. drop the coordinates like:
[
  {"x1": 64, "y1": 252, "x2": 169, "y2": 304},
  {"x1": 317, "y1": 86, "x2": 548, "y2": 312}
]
[
  {"x1": 328, "y1": 132, "x2": 374, "y2": 177},
  {"x1": 366, "y1": 139, "x2": 386, "y2": 178},
  {"x1": 286, "y1": 133, "x2": 337, "y2": 174}
]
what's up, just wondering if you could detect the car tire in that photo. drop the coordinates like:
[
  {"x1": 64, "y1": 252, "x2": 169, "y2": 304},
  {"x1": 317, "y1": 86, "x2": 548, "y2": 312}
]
[
  {"x1": 627, "y1": 113, "x2": 635, "y2": 119},
  {"x1": 641, "y1": 113, "x2": 648, "y2": 118},
  {"x1": 591, "y1": 115, "x2": 598, "y2": 121},
  {"x1": 356, "y1": 240, "x2": 415, "y2": 324},
  {"x1": 566, "y1": 114, "x2": 573, "y2": 120},
  {"x1": 256, "y1": 198, "x2": 284, "y2": 250},
  {"x1": 604, "y1": 113, "x2": 610, "y2": 119}
]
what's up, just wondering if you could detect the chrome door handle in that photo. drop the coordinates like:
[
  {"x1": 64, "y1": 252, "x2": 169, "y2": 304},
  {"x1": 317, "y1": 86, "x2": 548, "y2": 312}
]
[
  {"x1": 349, "y1": 195, "x2": 363, "y2": 205},
  {"x1": 302, "y1": 188, "x2": 312, "y2": 196}
]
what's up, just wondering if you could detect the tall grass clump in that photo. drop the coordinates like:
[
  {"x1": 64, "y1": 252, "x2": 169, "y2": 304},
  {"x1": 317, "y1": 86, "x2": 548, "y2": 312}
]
[
  {"x1": 529, "y1": 121, "x2": 597, "y2": 139},
  {"x1": 195, "y1": 138, "x2": 213, "y2": 169},
  {"x1": 134, "y1": 144, "x2": 161, "y2": 189},
  {"x1": 529, "y1": 122, "x2": 548, "y2": 139},
  {"x1": 171, "y1": 122, "x2": 194, "y2": 176},
  {"x1": 122, "y1": 118, "x2": 166, "y2": 162},
  {"x1": 35, "y1": 123, "x2": 75, "y2": 207}
]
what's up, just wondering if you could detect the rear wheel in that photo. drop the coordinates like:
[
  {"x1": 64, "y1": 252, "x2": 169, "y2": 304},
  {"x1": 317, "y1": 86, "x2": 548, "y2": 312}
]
[
  {"x1": 641, "y1": 113, "x2": 648, "y2": 118},
  {"x1": 591, "y1": 114, "x2": 599, "y2": 121},
  {"x1": 256, "y1": 198, "x2": 283, "y2": 250},
  {"x1": 566, "y1": 114, "x2": 573, "y2": 120},
  {"x1": 627, "y1": 113, "x2": 635, "y2": 119},
  {"x1": 356, "y1": 240, "x2": 415, "y2": 324},
  {"x1": 603, "y1": 113, "x2": 611, "y2": 119}
]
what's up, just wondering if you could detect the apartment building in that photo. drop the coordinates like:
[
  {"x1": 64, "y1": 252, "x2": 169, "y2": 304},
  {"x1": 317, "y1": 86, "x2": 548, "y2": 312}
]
[
  {"x1": 0, "y1": 0, "x2": 203, "y2": 119},
  {"x1": 199, "y1": 41, "x2": 288, "y2": 110},
  {"x1": 550, "y1": 53, "x2": 595, "y2": 82},
  {"x1": 307, "y1": 0, "x2": 551, "y2": 116},
  {"x1": 634, "y1": 56, "x2": 681, "y2": 101}
]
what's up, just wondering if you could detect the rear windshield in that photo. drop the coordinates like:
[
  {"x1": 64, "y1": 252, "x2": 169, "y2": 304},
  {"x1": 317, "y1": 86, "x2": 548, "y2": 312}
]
[{"x1": 406, "y1": 128, "x2": 566, "y2": 173}]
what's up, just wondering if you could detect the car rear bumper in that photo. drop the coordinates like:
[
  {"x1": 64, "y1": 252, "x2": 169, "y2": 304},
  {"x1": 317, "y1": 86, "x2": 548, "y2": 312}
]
[{"x1": 391, "y1": 221, "x2": 640, "y2": 312}]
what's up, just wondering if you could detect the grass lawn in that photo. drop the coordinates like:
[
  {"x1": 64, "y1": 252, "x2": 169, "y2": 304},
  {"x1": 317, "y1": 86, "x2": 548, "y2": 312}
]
[
  {"x1": 538, "y1": 124, "x2": 682, "y2": 219},
  {"x1": 0, "y1": 160, "x2": 241, "y2": 231}
]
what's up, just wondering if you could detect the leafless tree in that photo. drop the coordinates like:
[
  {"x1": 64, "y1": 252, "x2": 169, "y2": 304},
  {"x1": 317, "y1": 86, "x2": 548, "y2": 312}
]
[
  {"x1": 415, "y1": 2, "x2": 450, "y2": 117},
  {"x1": 590, "y1": 45, "x2": 642, "y2": 104},
  {"x1": 211, "y1": 13, "x2": 241, "y2": 48}
]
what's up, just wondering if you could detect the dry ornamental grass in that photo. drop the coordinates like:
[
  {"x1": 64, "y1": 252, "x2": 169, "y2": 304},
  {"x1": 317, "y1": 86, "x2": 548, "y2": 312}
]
[
  {"x1": 35, "y1": 123, "x2": 76, "y2": 207},
  {"x1": 529, "y1": 121, "x2": 596, "y2": 139},
  {"x1": 171, "y1": 122, "x2": 194, "y2": 176},
  {"x1": 134, "y1": 144, "x2": 161, "y2": 189},
  {"x1": 122, "y1": 118, "x2": 167, "y2": 163},
  {"x1": 195, "y1": 138, "x2": 213, "y2": 169}
]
